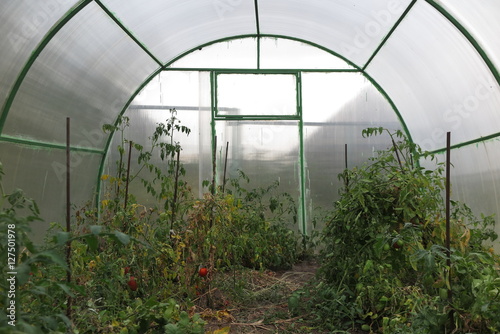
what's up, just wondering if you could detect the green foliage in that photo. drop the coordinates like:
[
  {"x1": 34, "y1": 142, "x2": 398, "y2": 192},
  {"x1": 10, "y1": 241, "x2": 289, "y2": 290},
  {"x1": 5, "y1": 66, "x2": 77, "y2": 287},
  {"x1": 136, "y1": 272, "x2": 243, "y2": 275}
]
[
  {"x1": 0, "y1": 110, "x2": 304, "y2": 332},
  {"x1": 136, "y1": 108, "x2": 192, "y2": 230},
  {"x1": 186, "y1": 171, "x2": 299, "y2": 273},
  {"x1": 0, "y1": 163, "x2": 72, "y2": 333},
  {"x1": 314, "y1": 128, "x2": 500, "y2": 333}
]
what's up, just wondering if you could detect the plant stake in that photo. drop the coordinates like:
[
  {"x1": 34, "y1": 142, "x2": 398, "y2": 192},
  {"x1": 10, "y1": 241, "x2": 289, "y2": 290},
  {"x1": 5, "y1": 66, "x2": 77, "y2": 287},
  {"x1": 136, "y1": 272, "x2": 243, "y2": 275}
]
[
  {"x1": 222, "y1": 141, "x2": 229, "y2": 193},
  {"x1": 124, "y1": 140, "x2": 133, "y2": 211},
  {"x1": 65, "y1": 117, "x2": 72, "y2": 321},
  {"x1": 344, "y1": 143, "x2": 349, "y2": 191},
  {"x1": 171, "y1": 149, "x2": 181, "y2": 230},
  {"x1": 445, "y1": 131, "x2": 453, "y2": 329}
]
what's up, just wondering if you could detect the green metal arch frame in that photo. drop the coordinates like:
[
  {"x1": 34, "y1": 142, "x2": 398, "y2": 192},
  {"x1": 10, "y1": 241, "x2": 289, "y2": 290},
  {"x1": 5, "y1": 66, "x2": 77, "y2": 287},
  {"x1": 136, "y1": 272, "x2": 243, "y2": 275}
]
[
  {"x1": 0, "y1": 0, "x2": 92, "y2": 133},
  {"x1": 0, "y1": 0, "x2": 499, "y2": 211},
  {"x1": 2, "y1": 0, "x2": 498, "y2": 152},
  {"x1": 425, "y1": 0, "x2": 499, "y2": 85},
  {"x1": 97, "y1": 33, "x2": 412, "y2": 199},
  {"x1": 424, "y1": 0, "x2": 500, "y2": 153}
]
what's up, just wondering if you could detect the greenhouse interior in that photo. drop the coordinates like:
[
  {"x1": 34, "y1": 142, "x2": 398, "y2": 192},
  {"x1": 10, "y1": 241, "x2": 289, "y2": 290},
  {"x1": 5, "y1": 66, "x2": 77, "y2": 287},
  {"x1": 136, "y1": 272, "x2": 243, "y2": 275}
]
[{"x1": 1, "y1": 1, "x2": 500, "y2": 333}]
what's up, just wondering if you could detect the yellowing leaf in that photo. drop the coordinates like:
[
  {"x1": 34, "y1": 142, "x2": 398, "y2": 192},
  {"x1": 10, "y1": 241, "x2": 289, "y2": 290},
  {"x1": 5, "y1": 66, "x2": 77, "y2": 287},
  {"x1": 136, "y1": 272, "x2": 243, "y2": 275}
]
[
  {"x1": 215, "y1": 310, "x2": 233, "y2": 321},
  {"x1": 206, "y1": 326, "x2": 231, "y2": 334}
]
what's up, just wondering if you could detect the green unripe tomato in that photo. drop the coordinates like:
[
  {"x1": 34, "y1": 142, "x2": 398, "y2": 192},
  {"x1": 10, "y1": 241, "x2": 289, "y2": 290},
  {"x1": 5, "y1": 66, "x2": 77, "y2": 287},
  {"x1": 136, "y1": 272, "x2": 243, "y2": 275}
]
[
  {"x1": 439, "y1": 288, "x2": 449, "y2": 301},
  {"x1": 363, "y1": 260, "x2": 373, "y2": 273}
]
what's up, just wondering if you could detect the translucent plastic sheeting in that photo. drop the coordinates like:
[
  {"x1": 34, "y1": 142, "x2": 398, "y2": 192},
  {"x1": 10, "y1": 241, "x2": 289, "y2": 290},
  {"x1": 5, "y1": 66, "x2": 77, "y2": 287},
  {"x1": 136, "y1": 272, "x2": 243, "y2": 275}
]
[
  {"x1": 158, "y1": 71, "x2": 209, "y2": 108},
  {"x1": 215, "y1": 120, "x2": 302, "y2": 232},
  {"x1": 3, "y1": 2, "x2": 159, "y2": 149},
  {"x1": 0, "y1": 0, "x2": 79, "y2": 115},
  {"x1": 100, "y1": 0, "x2": 257, "y2": 64},
  {"x1": 216, "y1": 73, "x2": 297, "y2": 116},
  {"x1": 437, "y1": 0, "x2": 500, "y2": 77},
  {"x1": 366, "y1": 0, "x2": 500, "y2": 152},
  {"x1": 420, "y1": 139, "x2": 500, "y2": 253},
  {"x1": 104, "y1": 107, "x2": 210, "y2": 208},
  {"x1": 104, "y1": 71, "x2": 212, "y2": 206},
  {"x1": 171, "y1": 37, "x2": 355, "y2": 70},
  {"x1": 258, "y1": 0, "x2": 413, "y2": 67},
  {"x1": 169, "y1": 38, "x2": 258, "y2": 69},
  {"x1": 0, "y1": 142, "x2": 102, "y2": 242},
  {"x1": 302, "y1": 72, "x2": 403, "y2": 231},
  {"x1": 259, "y1": 37, "x2": 355, "y2": 70}
]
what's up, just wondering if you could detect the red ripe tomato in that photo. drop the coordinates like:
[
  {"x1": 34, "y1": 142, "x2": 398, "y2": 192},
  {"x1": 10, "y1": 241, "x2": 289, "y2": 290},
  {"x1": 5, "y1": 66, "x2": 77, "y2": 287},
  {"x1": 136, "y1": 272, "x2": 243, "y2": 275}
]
[
  {"x1": 198, "y1": 267, "x2": 208, "y2": 277},
  {"x1": 127, "y1": 276, "x2": 138, "y2": 291}
]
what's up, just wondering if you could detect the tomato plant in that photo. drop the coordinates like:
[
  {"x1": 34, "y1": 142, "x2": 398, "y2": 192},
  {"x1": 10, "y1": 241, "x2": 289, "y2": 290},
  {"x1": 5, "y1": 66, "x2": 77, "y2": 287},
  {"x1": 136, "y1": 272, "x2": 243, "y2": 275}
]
[
  {"x1": 314, "y1": 128, "x2": 500, "y2": 333},
  {"x1": 0, "y1": 112, "x2": 303, "y2": 333}
]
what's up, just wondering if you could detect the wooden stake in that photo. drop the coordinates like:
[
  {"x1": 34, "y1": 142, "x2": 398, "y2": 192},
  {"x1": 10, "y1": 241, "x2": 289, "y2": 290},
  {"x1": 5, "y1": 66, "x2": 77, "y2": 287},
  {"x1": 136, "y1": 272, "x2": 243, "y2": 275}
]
[
  {"x1": 391, "y1": 137, "x2": 404, "y2": 172},
  {"x1": 445, "y1": 131, "x2": 453, "y2": 328},
  {"x1": 344, "y1": 143, "x2": 349, "y2": 191},
  {"x1": 171, "y1": 149, "x2": 181, "y2": 231},
  {"x1": 124, "y1": 141, "x2": 133, "y2": 211},
  {"x1": 222, "y1": 141, "x2": 229, "y2": 193},
  {"x1": 65, "y1": 117, "x2": 72, "y2": 321}
]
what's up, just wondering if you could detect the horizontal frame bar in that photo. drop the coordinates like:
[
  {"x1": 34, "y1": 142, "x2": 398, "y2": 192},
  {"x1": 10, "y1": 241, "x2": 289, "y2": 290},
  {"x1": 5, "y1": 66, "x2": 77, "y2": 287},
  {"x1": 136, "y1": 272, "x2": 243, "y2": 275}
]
[{"x1": 0, "y1": 135, "x2": 105, "y2": 154}]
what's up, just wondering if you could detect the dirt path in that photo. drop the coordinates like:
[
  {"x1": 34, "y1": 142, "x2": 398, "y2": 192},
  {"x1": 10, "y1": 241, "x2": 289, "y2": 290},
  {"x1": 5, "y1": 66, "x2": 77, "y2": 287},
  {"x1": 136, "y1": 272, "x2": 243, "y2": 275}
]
[{"x1": 197, "y1": 260, "x2": 323, "y2": 333}]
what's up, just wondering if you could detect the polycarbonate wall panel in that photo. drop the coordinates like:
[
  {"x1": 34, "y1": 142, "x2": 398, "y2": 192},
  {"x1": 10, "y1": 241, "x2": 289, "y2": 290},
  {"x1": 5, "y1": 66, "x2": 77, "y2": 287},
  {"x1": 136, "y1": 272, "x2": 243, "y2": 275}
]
[
  {"x1": 260, "y1": 38, "x2": 354, "y2": 70},
  {"x1": 437, "y1": 0, "x2": 500, "y2": 78},
  {"x1": 104, "y1": 71, "x2": 212, "y2": 207},
  {"x1": 3, "y1": 2, "x2": 159, "y2": 149},
  {"x1": 215, "y1": 120, "x2": 301, "y2": 231},
  {"x1": 158, "y1": 71, "x2": 209, "y2": 109},
  {"x1": 0, "y1": 0, "x2": 79, "y2": 112},
  {"x1": 0, "y1": 142, "x2": 101, "y2": 242},
  {"x1": 302, "y1": 72, "x2": 403, "y2": 231},
  {"x1": 258, "y1": 0, "x2": 412, "y2": 67},
  {"x1": 367, "y1": 1, "x2": 500, "y2": 152},
  {"x1": 101, "y1": 0, "x2": 257, "y2": 64},
  {"x1": 170, "y1": 36, "x2": 356, "y2": 70},
  {"x1": 420, "y1": 140, "x2": 500, "y2": 252},
  {"x1": 105, "y1": 108, "x2": 209, "y2": 208},
  {"x1": 169, "y1": 38, "x2": 258, "y2": 69}
]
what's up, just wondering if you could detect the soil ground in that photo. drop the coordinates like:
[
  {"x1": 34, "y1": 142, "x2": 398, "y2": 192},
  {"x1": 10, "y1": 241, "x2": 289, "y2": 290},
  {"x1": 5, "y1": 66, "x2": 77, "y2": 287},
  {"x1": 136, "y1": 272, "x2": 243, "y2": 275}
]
[{"x1": 191, "y1": 260, "x2": 337, "y2": 333}]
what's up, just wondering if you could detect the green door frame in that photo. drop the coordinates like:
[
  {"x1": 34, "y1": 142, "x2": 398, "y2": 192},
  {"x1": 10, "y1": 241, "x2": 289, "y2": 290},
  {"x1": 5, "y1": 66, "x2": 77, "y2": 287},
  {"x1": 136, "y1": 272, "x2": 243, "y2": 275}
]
[{"x1": 211, "y1": 70, "x2": 307, "y2": 234}]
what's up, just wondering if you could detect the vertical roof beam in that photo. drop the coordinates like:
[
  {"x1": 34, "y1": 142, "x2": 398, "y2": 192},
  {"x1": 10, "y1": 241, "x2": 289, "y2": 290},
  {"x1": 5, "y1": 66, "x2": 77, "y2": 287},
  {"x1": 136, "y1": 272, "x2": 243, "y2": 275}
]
[
  {"x1": 362, "y1": 0, "x2": 417, "y2": 71},
  {"x1": 93, "y1": 0, "x2": 164, "y2": 68},
  {"x1": 254, "y1": 0, "x2": 261, "y2": 69}
]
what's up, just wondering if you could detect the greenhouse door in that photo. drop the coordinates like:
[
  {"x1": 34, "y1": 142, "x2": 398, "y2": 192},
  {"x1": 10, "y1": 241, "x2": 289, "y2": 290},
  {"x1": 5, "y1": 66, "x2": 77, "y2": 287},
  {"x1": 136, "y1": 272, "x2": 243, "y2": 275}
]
[{"x1": 213, "y1": 72, "x2": 307, "y2": 233}]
